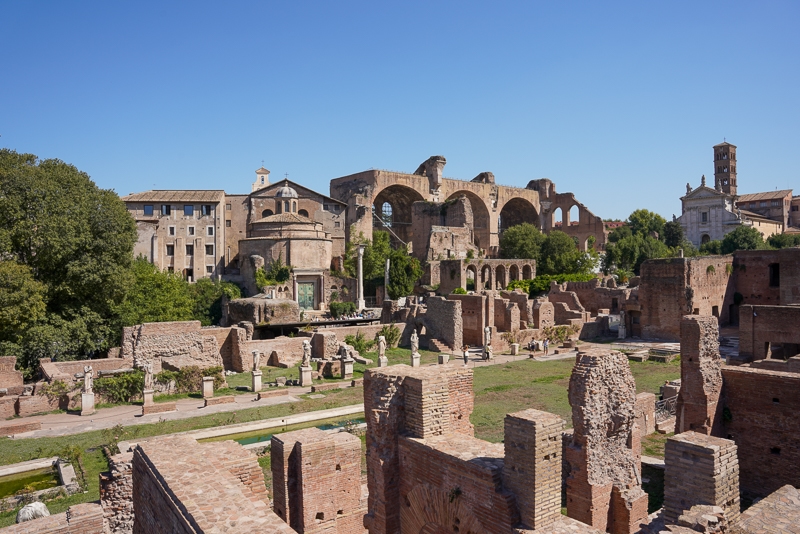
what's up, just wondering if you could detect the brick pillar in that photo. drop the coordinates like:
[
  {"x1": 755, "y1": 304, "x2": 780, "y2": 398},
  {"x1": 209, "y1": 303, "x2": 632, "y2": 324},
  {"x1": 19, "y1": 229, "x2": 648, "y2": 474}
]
[
  {"x1": 503, "y1": 409, "x2": 564, "y2": 530},
  {"x1": 675, "y1": 316, "x2": 723, "y2": 436},
  {"x1": 663, "y1": 431, "x2": 740, "y2": 525}
]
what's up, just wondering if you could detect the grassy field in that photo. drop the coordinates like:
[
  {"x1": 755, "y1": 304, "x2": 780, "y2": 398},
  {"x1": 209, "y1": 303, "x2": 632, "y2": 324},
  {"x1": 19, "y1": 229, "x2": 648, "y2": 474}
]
[{"x1": 0, "y1": 349, "x2": 679, "y2": 526}]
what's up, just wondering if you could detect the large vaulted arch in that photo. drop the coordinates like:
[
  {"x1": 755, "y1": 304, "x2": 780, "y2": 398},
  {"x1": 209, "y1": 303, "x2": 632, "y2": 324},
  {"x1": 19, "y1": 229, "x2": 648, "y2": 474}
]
[
  {"x1": 373, "y1": 184, "x2": 425, "y2": 246},
  {"x1": 499, "y1": 197, "x2": 540, "y2": 233},
  {"x1": 445, "y1": 190, "x2": 491, "y2": 252}
]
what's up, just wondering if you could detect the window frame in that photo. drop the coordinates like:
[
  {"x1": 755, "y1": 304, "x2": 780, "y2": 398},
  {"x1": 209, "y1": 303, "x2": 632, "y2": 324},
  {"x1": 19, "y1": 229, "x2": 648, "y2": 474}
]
[
  {"x1": 143, "y1": 205, "x2": 154, "y2": 216},
  {"x1": 201, "y1": 204, "x2": 212, "y2": 216},
  {"x1": 207, "y1": 226, "x2": 214, "y2": 236},
  {"x1": 184, "y1": 205, "x2": 194, "y2": 216},
  {"x1": 186, "y1": 244, "x2": 194, "y2": 256},
  {"x1": 188, "y1": 226, "x2": 195, "y2": 236},
  {"x1": 161, "y1": 205, "x2": 172, "y2": 216},
  {"x1": 166, "y1": 244, "x2": 175, "y2": 256},
  {"x1": 205, "y1": 244, "x2": 214, "y2": 256}
]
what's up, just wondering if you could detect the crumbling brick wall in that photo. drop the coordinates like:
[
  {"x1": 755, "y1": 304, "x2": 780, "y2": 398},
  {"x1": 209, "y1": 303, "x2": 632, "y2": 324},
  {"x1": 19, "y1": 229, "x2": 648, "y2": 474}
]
[
  {"x1": 531, "y1": 298, "x2": 554, "y2": 329},
  {"x1": 121, "y1": 321, "x2": 222, "y2": 373},
  {"x1": 675, "y1": 316, "x2": 723, "y2": 435},
  {"x1": 663, "y1": 431, "x2": 740, "y2": 525},
  {"x1": 565, "y1": 348, "x2": 648, "y2": 534},
  {"x1": 0, "y1": 356, "x2": 23, "y2": 390},
  {"x1": 100, "y1": 451, "x2": 134, "y2": 534},
  {"x1": 0, "y1": 503, "x2": 104, "y2": 534},
  {"x1": 738, "y1": 304, "x2": 800, "y2": 361},
  {"x1": 423, "y1": 296, "x2": 462, "y2": 351},
  {"x1": 446, "y1": 294, "x2": 484, "y2": 346},
  {"x1": 271, "y1": 427, "x2": 366, "y2": 533},
  {"x1": 224, "y1": 296, "x2": 300, "y2": 325},
  {"x1": 634, "y1": 392, "x2": 656, "y2": 436}
]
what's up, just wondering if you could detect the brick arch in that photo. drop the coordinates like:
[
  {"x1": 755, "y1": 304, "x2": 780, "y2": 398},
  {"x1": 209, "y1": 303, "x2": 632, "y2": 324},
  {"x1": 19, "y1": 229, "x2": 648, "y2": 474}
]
[
  {"x1": 522, "y1": 264, "x2": 533, "y2": 279},
  {"x1": 373, "y1": 184, "x2": 426, "y2": 246},
  {"x1": 400, "y1": 483, "x2": 485, "y2": 534},
  {"x1": 499, "y1": 197, "x2": 540, "y2": 232},
  {"x1": 495, "y1": 265, "x2": 506, "y2": 290},
  {"x1": 480, "y1": 265, "x2": 493, "y2": 290},
  {"x1": 445, "y1": 190, "x2": 491, "y2": 251}
]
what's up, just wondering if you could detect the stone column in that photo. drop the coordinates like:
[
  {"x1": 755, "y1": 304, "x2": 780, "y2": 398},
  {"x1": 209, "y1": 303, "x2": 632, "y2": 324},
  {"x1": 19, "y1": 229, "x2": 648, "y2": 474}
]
[
  {"x1": 357, "y1": 244, "x2": 366, "y2": 310},
  {"x1": 202, "y1": 377, "x2": 214, "y2": 399},
  {"x1": 384, "y1": 258, "x2": 390, "y2": 301},
  {"x1": 81, "y1": 392, "x2": 95, "y2": 416},
  {"x1": 252, "y1": 370, "x2": 262, "y2": 393}
]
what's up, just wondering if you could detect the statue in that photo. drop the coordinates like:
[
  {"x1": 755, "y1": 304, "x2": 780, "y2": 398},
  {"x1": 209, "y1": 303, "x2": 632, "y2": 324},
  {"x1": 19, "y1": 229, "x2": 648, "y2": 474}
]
[
  {"x1": 484, "y1": 326, "x2": 491, "y2": 348},
  {"x1": 701, "y1": 174, "x2": 706, "y2": 187},
  {"x1": 686, "y1": 183, "x2": 692, "y2": 195},
  {"x1": 410, "y1": 329, "x2": 419, "y2": 356},
  {"x1": 83, "y1": 365, "x2": 93, "y2": 394},
  {"x1": 378, "y1": 335, "x2": 387, "y2": 359},
  {"x1": 252, "y1": 350, "x2": 261, "y2": 371},
  {"x1": 143, "y1": 360, "x2": 154, "y2": 390},
  {"x1": 301, "y1": 340, "x2": 311, "y2": 368},
  {"x1": 339, "y1": 343, "x2": 349, "y2": 361}
]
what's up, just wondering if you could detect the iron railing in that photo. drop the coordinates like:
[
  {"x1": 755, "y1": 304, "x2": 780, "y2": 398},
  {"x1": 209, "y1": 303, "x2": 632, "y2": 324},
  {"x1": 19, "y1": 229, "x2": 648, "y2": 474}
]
[{"x1": 655, "y1": 395, "x2": 677, "y2": 423}]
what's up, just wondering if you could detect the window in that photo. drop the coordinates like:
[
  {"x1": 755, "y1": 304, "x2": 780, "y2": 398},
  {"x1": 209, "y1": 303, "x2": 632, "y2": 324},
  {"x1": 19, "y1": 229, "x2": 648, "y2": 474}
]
[
  {"x1": 226, "y1": 203, "x2": 231, "y2": 211},
  {"x1": 771, "y1": 200, "x2": 780, "y2": 207},
  {"x1": 186, "y1": 244, "x2": 194, "y2": 256},
  {"x1": 323, "y1": 204, "x2": 330, "y2": 210},
  {"x1": 750, "y1": 202, "x2": 756, "y2": 208},
  {"x1": 298, "y1": 209, "x2": 309, "y2": 217},
  {"x1": 188, "y1": 226, "x2": 195, "y2": 236},
  {"x1": 769, "y1": 263, "x2": 780, "y2": 287},
  {"x1": 701, "y1": 212, "x2": 708, "y2": 223},
  {"x1": 792, "y1": 206, "x2": 798, "y2": 212},
  {"x1": 205, "y1": 244, "x2": 214, "y2": 256},
  {"x1": 334, "y1": 205, "x2": 340, "y2": 211},
  {"x1": 226, "y1": 220, "x2": 231, "y2": 227},
  {"x1": 161, "y1": 205, "x2": 171, "y2": 216},
  {"x1": 334, "y1": 221, "x2": 340, "y2": 228},
  {"x1": 284, "y1": 200, "x2": 290, "y2": 212},
  {"x1": 201, "y1": 204, "x2": 212, "y2": 216},
  {"x1": 184, "y1": 205, "x2": 194, "y2": 216},
  {"x1": 261, "y1": 209, "x2": 273, "y2": 218},
  {"x1": 169, "y1": 226, "x2": 175, "y2": 236},
  {"x1": 207, "y1": 226, "x2": 214, "y2": 236},
  {"x1": 143, "y1": 205, "x2": 154, "y2": 216},
  {"x1": 166, "y1": 244, "x2": 175, "y2": 256},
  {"x1": 381, "y1": 202, "x2": 393, "y2": 227},
  {"x1": 760, "y1": 201, "x2": 768, "y2": 208},
  {"x1": 206, "y1": 265, "x2": 213, "y2": 274}
]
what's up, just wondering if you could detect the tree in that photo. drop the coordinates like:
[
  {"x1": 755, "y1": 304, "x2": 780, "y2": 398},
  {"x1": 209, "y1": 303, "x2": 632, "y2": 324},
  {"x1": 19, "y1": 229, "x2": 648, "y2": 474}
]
[
  {"x1": 628, "y1": 209, "x2": 666, "y2": 239},
  {"x1": 608, "y1": 225, "x2": 632, "y2": 243},
  {"x1": 767, "y1": 233, "x2": 800, "y2": 249},
  {"x1": 603, "y1": 234, "x2": 671, "y2": 275},
  {"x1": 386, "y1": 247, "x2": 423, "y2": 299},
  {"x1": 0, "y1": 149, "x2": 138, "y2": 363},
  {"x1": 662, "y1": 221, "x2": 685, "y2": 248},
  {"x1": 499, "y1": 223, "x2": 545, "y2": 261},
  {"x1": 699, "y1": 240, "x2": 723, "y2": 255},
  {"x1": 0, "y1": 261, "x2": 46, "y2": 344},
  {"x1": 721, "y1": 226, "x2": 765, "y2": 254},
  {"x1": 539, "y1": 231, "x2": 595, "y2": 275},
  {"x1": 117, "y1": 257, "x2": 194, "y2": 326},
  {"x1": 190, "y1": 278, "x2": 242, "y2": 326}
]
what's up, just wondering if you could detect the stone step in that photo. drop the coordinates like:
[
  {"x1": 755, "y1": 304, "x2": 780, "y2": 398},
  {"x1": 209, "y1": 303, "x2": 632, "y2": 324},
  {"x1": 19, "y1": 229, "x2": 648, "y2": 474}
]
[{"x1": 428, "y1": 338, "x2": 452, "y2": 353}]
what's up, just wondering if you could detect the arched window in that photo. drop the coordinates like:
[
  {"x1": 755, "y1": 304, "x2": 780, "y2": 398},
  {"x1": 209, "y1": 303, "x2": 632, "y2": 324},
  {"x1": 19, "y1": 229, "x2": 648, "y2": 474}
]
[
  {"x1": 701, "y1": 234, "x2": 711, "y2": 244},
  {"x1": 298, "y1": 209, "x2": 309, "y2": 217},
  {"x1": 261, "y1": 209, "x2": 273, "y2": 218},
  {"x1": 284, "y1": 201, "x2": 290, "y2": 212},
  {"x1": 292, "y1": 201, "x2": 297, "y2": 213},
  {"x1": 568, "y1": 205, "x2": 579, "y2": 226},
  {"x1": 381, "y1": 202, "x2": 393, "y2": 227}
]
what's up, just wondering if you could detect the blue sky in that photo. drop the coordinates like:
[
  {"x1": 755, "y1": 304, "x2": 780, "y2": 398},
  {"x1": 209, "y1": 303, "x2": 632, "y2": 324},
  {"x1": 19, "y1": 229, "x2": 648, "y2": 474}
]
[{"x1": 2, "y1": 1, "x2": 798, "y2": 220}]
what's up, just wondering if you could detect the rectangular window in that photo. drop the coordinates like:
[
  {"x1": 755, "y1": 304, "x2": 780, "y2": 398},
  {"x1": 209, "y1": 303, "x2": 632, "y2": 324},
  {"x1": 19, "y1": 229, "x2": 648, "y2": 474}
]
[
  {"x1": 226, "y1": 220, "x2": 231, "y2": 227},
  {"x1": 226, "y1": 203, "x2": 231, "y2": 211},
  {"x1": 793, "y1": 206, "x2": 799, "y2": 212},
  {"x1": 769, "y1": 263, "x2": 780, "y2": 287},
  {"x1": 323, "y1": 204, "x2": 329, "y2": 210},
  {"x1": 334, "y1": 205, "x2": 340, "y2": 211},
  {"x1": 771, "y1": 199, "x2": 780, "y2": 207},
  {"x1": 749, "y1": 202, "x2": 756, "y2": 208},
  {"x1": 201, "y1": 204, "x2": 212, "y2": 216},
  {"x1": 205, "y1": 244, "x2": 214, "y2": 256},
  {"x1": 206, "y1": 265, "x2": 213, "y2": 274},
  {"x1": 143, "y1": 205, "x2": 154, "y2": 216},
  {"x1": 701, "y1": 212, "x2": 708, "y2": 223},
  {"x1": 184, "y1": 205, "x2": 194, "y2": 216},
  {"x1": 162, "y1": 205, "x2": 171, "y2": 216},
  {"x1": 168, "y1": 226, "x2": 175, "y2": 236},
  {"x1": 188, "y1": 226, "x2": 195, "y2": 236},
  {"x1": 166, "y1": 244, "x2": 174, "y2": 256},
  {"x1": 186, "y1": 244, "x2": 194, "y2": 256},
  {"x1": 760, "y1": 201, "x2": 768, "y2": 208},
  {"x1": 334, "y1": 221, "x2": 340, "y2": 228},
  {"x1": 207, "y1": 226, "x2": 214, "y2": 236},
  {"x1": 167, "y1": 266, "x2": 174, "y2": 272}
]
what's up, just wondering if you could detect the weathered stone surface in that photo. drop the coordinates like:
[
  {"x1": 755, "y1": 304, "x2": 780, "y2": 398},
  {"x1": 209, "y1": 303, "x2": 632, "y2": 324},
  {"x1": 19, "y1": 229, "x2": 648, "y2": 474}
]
[
  {"x1": 675, "y1": 316, "x2": 722, "y2": 435},
  {"x1": 225, "y1": 297, "x2": 300, "y2": 325},
  {"x1": 732, "y1": 485, "x2": 800, "y2": 533},
  {"x1": 100, "y1": 452, "x2": 134, "y2": 534},
  {"x1": 121, "y1": 321, "x2": 223, "y2": 373}
]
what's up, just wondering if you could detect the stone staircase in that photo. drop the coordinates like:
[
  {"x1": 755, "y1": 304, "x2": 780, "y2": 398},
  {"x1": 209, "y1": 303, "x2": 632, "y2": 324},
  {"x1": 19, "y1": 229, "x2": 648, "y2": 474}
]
[
  {"x1": 427, "y1": 338, "x2": 453, "y2": 354},
  {"x1": 718, "y1": 335, "x2": 739, "y2": 362}
]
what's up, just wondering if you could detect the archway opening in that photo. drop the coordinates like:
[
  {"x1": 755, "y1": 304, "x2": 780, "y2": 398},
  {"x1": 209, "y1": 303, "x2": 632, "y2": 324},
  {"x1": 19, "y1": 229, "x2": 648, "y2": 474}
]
[
  {"x1": 261, "y1": 209, "x2": 273, "y2": 218},
  {"x1": 373, "y1": 185, "x2": 425, "y2": 246},
  {"x1": 499, "y1": 198, "x2": 540, "y2": 234},
  {"x1": 495, "y1": 265, "x2": 506, "y2": 290},
  {"x1": 701, "y1": 234, "x2": 711, "y2": 244},
  {"x1": 568, "y1": 205, "x2": 580, "y2": 226},
  {"x1": 552, "y1": 207, "x2": 564, "y2": 229},
  {"x1": 298, "y1": 209, "x2": 309, "y2": 217},
  {"x1": 509, "y1": 264, "x2": 520, "y2": 281},
  {"x1": 466, "y1": 265, "x2": 477, "y2": 291},
  {"x1": 481, "y1": 265, "x2": 492, "y2": 289},
  {"x1": 445, "y1": 191, "x2": 491, "y2": 254}
]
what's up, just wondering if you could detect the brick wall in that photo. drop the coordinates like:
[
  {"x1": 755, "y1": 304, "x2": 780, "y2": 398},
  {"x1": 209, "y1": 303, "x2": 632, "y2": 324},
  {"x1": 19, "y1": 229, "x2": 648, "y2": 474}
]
[
  {"x1": 734, "y1": 248, "x2": 800, "y2": 306},
  {"x1": 0, "y1": 503, "x2": 104, "y2": 534},
  {"x1": 721, "y1": 366, "x2": 800, "y2": 499},
  {"x1": 634, "y1": 392, "x2": 656, "y2": 436},
  {"x1": 738, "y1": 304, "x2": 800, "y2": 361},
  {"x1": 675, "y1": 316, "x2": 723, "y2": 435},
  {"x1": 663, "y1": 432, "x2": 740, "y2": 525},
  {"x1": 447, "y1": 294, "x2": 484, "y2": 346},
  {"x1": 424, "y1": 297, "x2": 462, "y2": 351},
  {"x1": 100, "y1": 451, "x2": 134, "y2": 534},
  {"x1": 0, "y1": 356, "x2": 22, "y2": 389},
  {"x1": 121, "y1": 321, "x2": 222, "y2": 373}
]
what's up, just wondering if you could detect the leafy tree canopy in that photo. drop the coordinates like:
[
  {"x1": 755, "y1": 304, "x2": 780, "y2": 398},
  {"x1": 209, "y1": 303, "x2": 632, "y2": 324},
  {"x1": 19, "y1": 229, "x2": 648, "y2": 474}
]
[
  {"x1": 662, "y1": 221, "x2": 685, "y2": 248},
  {"x1": 699, "y1": 240, "x2": 723, "y2": 255},
  {"x1": 767, "y1": 232, "x2": 800, "y2": 249},
  {"x1": 387, "y1": 247, "x2": 423, "y2": 300},
  {"x1": 539, "y1": 231, "x2": 596, "y2": 276},
  {"x1": 602, "y1": 234, "x2": 672, "y2": 275},
  {"x1": 499, "y1": 223, "x2": 545, "y2": 261},
  {"x1": 721, "y1": 225, "x2": 766, "y2": 254},
  {"x1": 628, "y1": 209, "x2": 666, "y2": 238},
  {"x1": 0, "y1": 261, "x2": 46, "y2": 343}
]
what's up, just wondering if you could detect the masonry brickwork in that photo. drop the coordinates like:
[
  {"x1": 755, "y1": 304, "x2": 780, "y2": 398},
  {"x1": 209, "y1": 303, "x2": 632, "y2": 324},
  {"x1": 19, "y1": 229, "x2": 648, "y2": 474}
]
[
  {"x1": 121, "y1": 321, "x2": 222, "y2": 373},
  {"x1": 99, "y1": 452, "x2": 134, "y2": 534},
  {"x1": 0, "y1": 504, "x2": 103, "y2": 534},
  {"x1": 675, "y1": 316, "x2": 723, "y2": 435},
  {"x1": 738, "y1": 304, "x2": 800, "y2": 361},
  {"x1": 663, "y1": 431, "x2": 740, "y2": 525},
  {"x1": 0, "y1": 356, "x2": 23, "y2": 391},
  {"x1": 634, "y1": 392, "x2": 656, "y2": 436},
  {"x1": 733, "y1": 484, "x2": 800, "y2": 533}
]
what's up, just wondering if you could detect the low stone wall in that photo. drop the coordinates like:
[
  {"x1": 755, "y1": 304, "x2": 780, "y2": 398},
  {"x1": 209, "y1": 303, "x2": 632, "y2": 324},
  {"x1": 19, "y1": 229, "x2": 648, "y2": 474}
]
[
  {"x1": 0, "y1": 356, "x2": 22, "y2": 389},
  {"x1": 0, "y1": 421, "x2": 42, "y2": 436},
  {"x1": 100, "y1": 452, "x2": 134, "y2": 534},
  {"x1": 0, "y1": 503, "x2": 104, "y2": 533}
]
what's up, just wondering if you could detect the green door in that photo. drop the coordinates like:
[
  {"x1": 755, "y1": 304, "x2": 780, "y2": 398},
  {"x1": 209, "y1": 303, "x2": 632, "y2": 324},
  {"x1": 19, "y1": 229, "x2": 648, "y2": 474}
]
[{"x1": 298, "y1": 282, "x2": 315, "y2": 310}]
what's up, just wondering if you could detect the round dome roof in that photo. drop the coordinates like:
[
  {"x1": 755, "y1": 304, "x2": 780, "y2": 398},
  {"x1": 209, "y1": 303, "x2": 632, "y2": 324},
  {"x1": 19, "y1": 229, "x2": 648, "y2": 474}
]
[{"x1": 275, "y1": 182, "x2": 298, "y2": 198}]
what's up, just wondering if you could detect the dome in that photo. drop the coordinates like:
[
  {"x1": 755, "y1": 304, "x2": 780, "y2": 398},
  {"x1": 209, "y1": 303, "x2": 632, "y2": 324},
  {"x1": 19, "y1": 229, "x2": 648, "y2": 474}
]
[{"x1": 275, "y1": 182, "x2": 298, "y2": 199}]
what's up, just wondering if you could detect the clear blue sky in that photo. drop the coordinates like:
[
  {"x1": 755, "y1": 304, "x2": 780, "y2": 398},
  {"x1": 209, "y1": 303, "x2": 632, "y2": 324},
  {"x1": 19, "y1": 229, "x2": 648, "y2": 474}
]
[{"x1": 2, "y1": 1, "x2": 798, "y2": 220}]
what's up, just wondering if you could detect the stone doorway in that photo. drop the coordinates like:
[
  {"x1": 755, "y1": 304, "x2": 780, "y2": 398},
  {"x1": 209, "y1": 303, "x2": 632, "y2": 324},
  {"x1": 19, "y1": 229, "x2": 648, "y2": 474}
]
[{"x1": 297, "y1": 282, "x2": 315, "y2": 310}]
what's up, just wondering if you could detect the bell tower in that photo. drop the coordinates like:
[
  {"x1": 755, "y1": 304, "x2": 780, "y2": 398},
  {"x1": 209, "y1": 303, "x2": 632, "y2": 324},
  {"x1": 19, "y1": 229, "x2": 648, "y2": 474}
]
[{"x1": 713, "y1": 142, "x2": 737, "y2": 196}]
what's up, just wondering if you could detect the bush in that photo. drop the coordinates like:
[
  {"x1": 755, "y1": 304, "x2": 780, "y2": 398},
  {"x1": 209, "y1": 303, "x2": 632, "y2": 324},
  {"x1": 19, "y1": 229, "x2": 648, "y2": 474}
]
[
  {"x1": 344, "y1": 331, "x2": 375, "y2": 354},
  {"x1": 94, "y1": 370, "x2": 145, "y2": 404},
  {"x1": 376, "y1": 324, "x2": 401, "y2": 348},
  {"x1": 451, "y1": 287, "x2": 467, "y2": 294},
  {"x1": 156, "y1": 365, "x2": 225, "y2": 394},
  {"x1": 330, "y1": 301, "x2": 356, "y2": 318}
]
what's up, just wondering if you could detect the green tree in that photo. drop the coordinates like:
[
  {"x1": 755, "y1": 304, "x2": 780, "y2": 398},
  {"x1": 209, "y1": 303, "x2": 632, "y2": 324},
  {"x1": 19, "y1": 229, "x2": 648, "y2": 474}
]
[
  {"x1": 539, "y1": 231, "x2": 594, "y2": 275},
  {"x1": 628, "y1": 209, "x2": 666, "y2": 238},
  {"x1": 0, "y1": 149, "x2": 137, "y2": 364},
  {"x1": 767, "y1": 233, "x2": 800, "y2": 249},
  {"x1": 662, "y1": 221, "x2": 685, "y2": 248},
  {"x1": 721, "y1": 226, "x2": 765, "y2": 254},
  {"x1": 608, "y1": 225, "x2": 632, "y2": 243},
  {"x1": 0, "y1": 261, "x2": 46, "y2": 344},
  {"x1": 603, "y1": 234, "x2": 672, "y2": 275},
  {"x1": 499, "y1": 223, "x2": 545, "y2": 261},
  {"x1": 117, "y1": 257, "x2": 194, "y2": 326},
  {"x1": 699, "y1": 240, "x2": 723, "y2": 255},
  {"x1": 190, "y1": 278, "x2": 242, "y2": 326},
  {"x1": 387, "y1": 247, "x2": 423, "y2": 299}
]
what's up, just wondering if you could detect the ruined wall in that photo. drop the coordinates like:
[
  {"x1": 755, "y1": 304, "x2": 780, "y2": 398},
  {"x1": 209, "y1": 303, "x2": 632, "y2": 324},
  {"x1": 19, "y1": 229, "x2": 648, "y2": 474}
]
[
  {"x1": 733, "y1": 248, "x2": 800, "y2": 307},
  {"x1": 0, "y1": 356, "x2": 23, "y2": 389},
  {"x1": 100, "y1": 451, "x2": 134, "y2": 534},
  {"x1": 565, "y1": 348, "x2": 648, "y2": 533},
  {"x1": 39, "y1": 357, "x2": 130, "y2": 385},
  {"x1": 738, "y1": 304, "x2": 800, "y2": 361},
  {"x1": 541, "y1": 191, "x2": 608, "y2": 252},
  {"x1": 0, "y1": 504, "x2": 104, "y2": 534},
  {"x1": 663, "y1": 432, "x2": 740, "y2": 525},
  {"x1": 446, "y1": 293, "x2": 485, "y2": 346},
  {"x1": 225, "y1": 297, "x2": 300, "y2": 325},
  {"x1": 531, "y1": 298, "x2": 554, "y2": 329},
  {"x1": 410, "y1": 196, "x2": 477, "y2": 262},
  {"x1": 721, "y1": 365, "x2": 800, "y2": 499},
  {"x1": 634, "y1": 392, "x2": 656, "y2": 436},
  {"x1": 675, "y1": 316, "x2": 723, "y2": 435},
  {"x1": 120, "y1": 321, "x2": 222, "y2": 373},
  {"x1": 422, "y1": 297, "x2": 463, "y2": 352},
  {"x1": 565, "y1": 279, "x2": 632, "y2": 314}
]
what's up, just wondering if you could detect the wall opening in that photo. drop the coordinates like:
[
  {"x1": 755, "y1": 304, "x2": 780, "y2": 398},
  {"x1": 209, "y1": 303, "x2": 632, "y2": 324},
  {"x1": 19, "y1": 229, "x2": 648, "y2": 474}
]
[
  {"x1": 769, "y1": 263, "x2": 780, "y2": 287},
  {"x1": 568, "y1": 205, "x2": 579, "y2": 226}
]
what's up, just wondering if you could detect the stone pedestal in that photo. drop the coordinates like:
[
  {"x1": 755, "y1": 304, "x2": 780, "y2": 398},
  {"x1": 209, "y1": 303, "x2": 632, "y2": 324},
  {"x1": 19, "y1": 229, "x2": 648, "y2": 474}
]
[
  {"x1": 510, "y1": 343, "x2": 520, "y2": 355},
  {"x1": 142, "y1": 389, "x2": 155, "y2": 407},
  {"x1": 342, "y1": 359, "x2": 354, "y2": 379},
  {"x1": 378, "y1": 356, "x2": 388, "y2": 367},
  {"x1": 618, "y1": 325, "x2": 626, "y2": 339},
  {"x1": 202, "y1": 376, "x2": 215, "y2": 399},
  {"x1": 81, "y1": 392, "x2": 95, "y2": 416},
  {"x1": 252, "y1": 371, "x2": 262, "y2": 393},
  {"x1": 437, "y1": 353, "x2": 449, "y2": 365},
  {"x1": 411, "y1": 353, "x2": 420, "y2": 367},
  {"x1": 299, "y1": 366, "x2": 313, "y2": 387}
]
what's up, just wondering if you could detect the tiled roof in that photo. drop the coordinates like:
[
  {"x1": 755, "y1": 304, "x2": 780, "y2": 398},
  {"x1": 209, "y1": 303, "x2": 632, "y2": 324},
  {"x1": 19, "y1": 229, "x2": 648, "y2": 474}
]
[
  {"x1": 254, "y1": 212, "x2": 313, "y2": 224},
  {"x1": 121, "y1": 190, "x2": 225, "y2": 203},
  {"x1": 739, "y1": 209, "x2": 781, "y2": 222},
  {"x1": 713, "y1": 141, "x2": 736, "y2": 148},
  {"x1": 737, "y1": 190, "x2": 792, "y2": 202}
]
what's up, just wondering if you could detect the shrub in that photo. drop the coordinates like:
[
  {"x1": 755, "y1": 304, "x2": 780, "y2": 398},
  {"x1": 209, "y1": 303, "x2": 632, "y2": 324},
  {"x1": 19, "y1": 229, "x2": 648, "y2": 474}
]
[
  {"x1": 94, "y1": 370, "x2": 145, "y2": 404},
  {"x1": 330, "y1": 301, "x2": 356, "y2": 318},
  {"x1": 376, "y1": 324, "x2": 401, "y2": 348},
  {"x1": 156, "y1": 365, "x2": 225, "y2": 394},
  {"x1": 344, "y1": 331, "x2": 375, "y2": 354},
  {"x1": 451, "y1": 287, "x2": 467, "y2": 294}
]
